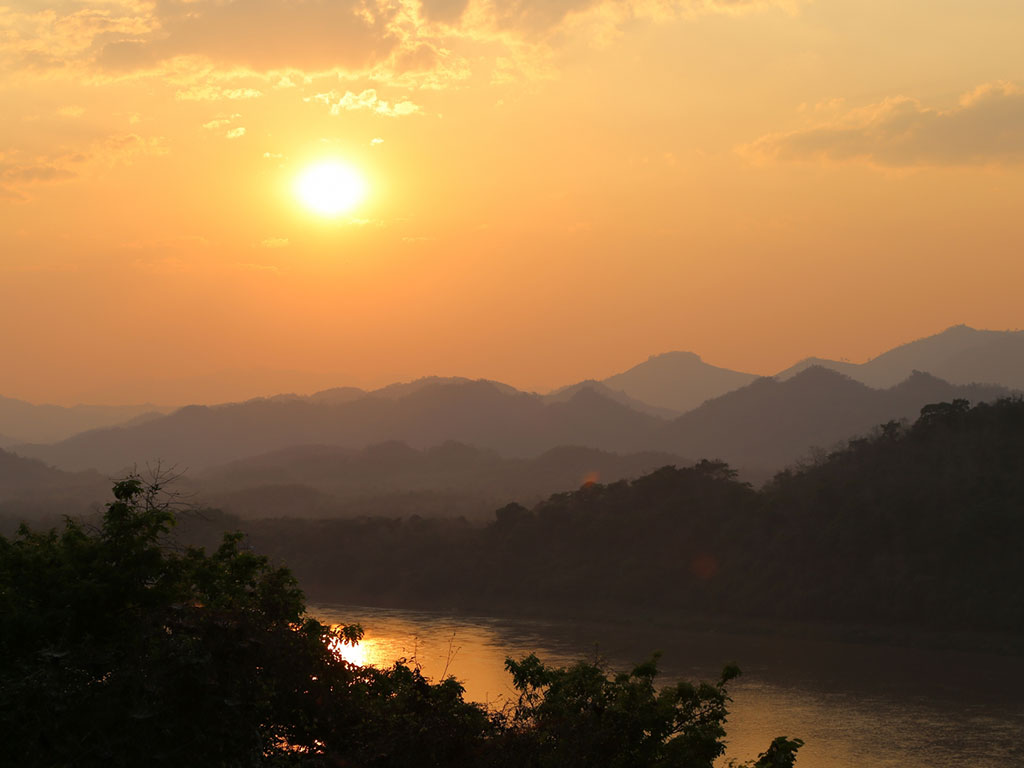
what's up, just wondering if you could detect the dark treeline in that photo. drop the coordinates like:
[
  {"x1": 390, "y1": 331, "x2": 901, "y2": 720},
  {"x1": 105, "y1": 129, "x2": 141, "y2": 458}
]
[
  {"x1": 192, "y1": 442, "x2": 689, "y2": 521},
  {"x1": 182, "y1": 398, "x2": 1024, "y2": 632}
]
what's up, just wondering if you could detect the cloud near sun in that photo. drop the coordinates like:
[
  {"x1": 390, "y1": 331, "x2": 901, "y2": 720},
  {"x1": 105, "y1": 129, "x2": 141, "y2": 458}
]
[
  {"x1": 2, "y1": 0, "x2": 807, "y2": 80},
  {"x1": 0, "y1": 0, "x2": 811, "y2": 203},
  {"x1": 744, "y1": 83, "x2": 1024, "y2": 168}
]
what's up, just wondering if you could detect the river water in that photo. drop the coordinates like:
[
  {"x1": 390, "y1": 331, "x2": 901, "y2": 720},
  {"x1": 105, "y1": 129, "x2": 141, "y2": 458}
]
[{"x1": 310, "y1": 603, "x2": 1024, "y2": 767}]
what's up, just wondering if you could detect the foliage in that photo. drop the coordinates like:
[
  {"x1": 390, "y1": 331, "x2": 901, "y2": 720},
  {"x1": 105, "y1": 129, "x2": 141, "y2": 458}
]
[
  {"x1": 217, "y1": 398, "x2": 1024, "y2": 631},
  {"x1": 0, "y1": 474, "x2": 799, "y2": 767},
  {"x1": 495, "y1": 654, "x2": 742, "y2": 768},
  {"x1": 748, "y1": 737, "x2": 806, "y2": 768},
  {"x1": 0, "y1": 472, "x2": 346, "y2": 766}
]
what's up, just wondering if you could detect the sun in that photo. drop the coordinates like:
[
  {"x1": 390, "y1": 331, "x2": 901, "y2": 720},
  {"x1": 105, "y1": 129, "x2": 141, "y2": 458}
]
[{"x1": 295, "y1": 162, "x2": 367, "y2": 216}]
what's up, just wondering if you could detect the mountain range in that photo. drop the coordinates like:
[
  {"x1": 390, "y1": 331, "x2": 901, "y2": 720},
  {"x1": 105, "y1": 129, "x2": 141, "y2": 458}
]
[
  {"x1": 3, "y1": 325, "x2": 1022, "y2": 521},
  {"x1": 14, "y1": 382, "x2": 668, "y2": 474},
  {"x1": 773, "y1": 324, "x2": 1024, "y2": 389},
  {"x1": 659, "y1": 367, "x2": 1010, "y2": 472},
  {"x1": 13, "y1": 366, "x2": 1013, "y2": 483}
]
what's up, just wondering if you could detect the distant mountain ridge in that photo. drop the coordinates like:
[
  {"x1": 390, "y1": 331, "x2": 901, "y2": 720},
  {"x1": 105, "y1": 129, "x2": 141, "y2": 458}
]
[
  {"x1": 0, "y1": 395, "x2": 171, "y2": 444},
  {"x1": 660, "y1": 366, "x2": 1012, "y2": 472},
  {"x1": 543, "y1": 380, "x2": 680, "y2": 419},
  {"x1": 13, "y1": 365, "x2": 1016, "y2": 487},
  {"x1": 775, "y1": 325, "x2": 1024, "y2": 389},
  {"x1": 4, "y1": 324, "x2": 1022, "y2": 489},
  {"x1": 14, "y1": 381, "x2": 665, "y2": 474},
  {"x1": 598, "y1": 351, "x2": 759, "y2": 414},
  {"x1": 6, "y1": 324, "x2": 1021, "y2": 445}
]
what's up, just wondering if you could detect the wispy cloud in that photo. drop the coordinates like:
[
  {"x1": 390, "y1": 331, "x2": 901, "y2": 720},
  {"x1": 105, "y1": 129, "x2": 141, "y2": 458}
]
[
  {"x1": 743, "y1": 82, "x2": 1024, "y2": 168},
  {"x1": 176, "y1": 85, "x2": 263, "y2": 101},
  {"x1": 94, "y1": 0, "x2": 402, "y2": 73},
  {"x1": 308, "y1": 89, "x2": 422, "y2": 117},
  {"x1": 0, "y1": 161, "x2": 77, "y2": 185},
  {"x1": 202, "y1": 117, "x2": 237, "y2": 130},
  {"x1": 201, "y1": 114, "x2": 246, "y2": 139},
  {"x1": 0, "y1": 132, "x2": 167, "y2": 199},
  {"x1": 0, "y1": 3, "x2": 156, "y2": 78},
  {"x1": 2, "y1": 0, "x2": 807, "y2": 85}
]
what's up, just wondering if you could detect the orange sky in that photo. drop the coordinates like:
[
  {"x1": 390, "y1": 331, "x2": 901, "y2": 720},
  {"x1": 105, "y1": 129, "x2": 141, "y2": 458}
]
[{"x1": 2, "y1": 0, "x2": 1023, "y2": 405}]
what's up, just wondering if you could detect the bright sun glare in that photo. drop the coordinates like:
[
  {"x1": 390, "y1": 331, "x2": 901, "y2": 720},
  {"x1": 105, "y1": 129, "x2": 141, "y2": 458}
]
[
  {"x1": 327, "y1": 632, "x2": 369, "y2": 667},
  {"x1": 296, "y1": 162, "x2": 367, "y2": 216}
]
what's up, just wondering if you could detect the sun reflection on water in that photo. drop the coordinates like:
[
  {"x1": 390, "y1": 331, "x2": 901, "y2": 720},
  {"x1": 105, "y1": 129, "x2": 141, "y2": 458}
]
[
  {"x1": 309, "y1": 604, "x2": 1024, "y2": 768},
  {"x1": 327, "y1": 626, "x2": 375, "y2": 667}
]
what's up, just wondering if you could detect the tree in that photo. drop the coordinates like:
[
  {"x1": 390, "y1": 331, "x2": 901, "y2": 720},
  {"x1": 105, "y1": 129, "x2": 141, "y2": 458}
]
[
  {"x1": 0, "y1": 473, "x2": 367, "y2": 766},
  {"x1": 496, "y1": 654, "x2": 743, "y2": 768},
  {"x1": 0, "y1": 474, "x2": 800, "y2": 767}
]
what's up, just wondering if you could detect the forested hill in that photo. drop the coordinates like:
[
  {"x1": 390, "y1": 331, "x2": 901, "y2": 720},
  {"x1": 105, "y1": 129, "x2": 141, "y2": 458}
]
[
  {"x1": 219, "y1": 398, "x2": 1024, "y2": 632},
  {"x1": 0, "y1": 449, "x2": 107, "y2": 532}
]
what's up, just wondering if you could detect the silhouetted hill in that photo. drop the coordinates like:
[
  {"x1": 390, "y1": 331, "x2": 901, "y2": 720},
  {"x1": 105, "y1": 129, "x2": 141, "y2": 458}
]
[
  {"x1": 369, "y1": 376, "x2": 522, "y2": 399},
  {"x1": 227, "y1": 399, "x2": 1024, "y2": 631},
  {"x1": 306, "y1": 386, "x2": 367, "y2": 405},
  {"x1": 190, "y1": 442, "x2": 688, "y2": 520},
  {"x1": 544, "y1": 380, "x2": 679, "y2": 419},
  {"x1": 659, "y1": 367, "x2": 1011, "y2": 471},
  {"x1": 17, "y1": 381, "x2": 664, "y2": 473},
  {"x1": 0, "y1": 395, "x2": 172, "y2": 444},
  {"x1": 599, "y1": 351, "x2": 758, "y2": 413},
  {"x1": 775, "y1": 325, "x2": 1024, "y2": 389},
  {"x1": 19, "y1": 367, "x2": 1012, "y2": 480},
  {"x1": 0, "y1": 448, "x2": 108, "y2": 531}
]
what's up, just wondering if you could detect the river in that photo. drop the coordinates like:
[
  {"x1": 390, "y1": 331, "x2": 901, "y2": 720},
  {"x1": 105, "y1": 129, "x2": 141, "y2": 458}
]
[{"x1": 310, "y1": 603, "x2": 1024, "y2": 767}]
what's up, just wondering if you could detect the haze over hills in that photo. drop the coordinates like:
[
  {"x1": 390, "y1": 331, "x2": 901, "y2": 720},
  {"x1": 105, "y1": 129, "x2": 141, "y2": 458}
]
[
  {"x1": 11, "y1": 366, "x2": 1015, "y2": 488},
  {"x1": 659, "y1": 367, "x2": 1012, "y2": 471},
  {"x1": 189, "y1": 442, "x2": 688, "y2": 520},
  {"x1": 0, "y1": 395, "x2": 171, "y2": 445},
  {"x1": 14, "y1": 382, "x2": 665, "y2": 474},
  {"x1": 598, "y1": 351, "x2": 759, "y2": 414},
  {"x1": 238, "y1": 398, "x2": 1024, "y2": 631},
  {"x1": 775, "y1": 325, "x2": 1024, "y2": 389},
  {"x1": 543, "y1": 380, "x2": 681, "y2": 419},
  {"x1": 0, "y1": 448, "x2": 108, "y2": 530},
  {"x1": 5, "y1": 324, "x2": 1022, "y2": 441},
  {"x1": 4, "y1": 325, "x2": 1022, "y2": 495}
]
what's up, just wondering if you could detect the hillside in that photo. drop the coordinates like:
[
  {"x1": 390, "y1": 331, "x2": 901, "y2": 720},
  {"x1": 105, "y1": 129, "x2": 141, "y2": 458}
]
[
  {"x1": 0, "y1": 449, "x2": 108, "y2": 531},
  {"x1": 191, "y1": 442, "x2": 688, "y2": 519},
  {"x1": 660, "y1": 367, "x2": 1011, "y2": 471},
  {"x1": 225, "y1": 398, "x2": 1024, "y2": 631}
]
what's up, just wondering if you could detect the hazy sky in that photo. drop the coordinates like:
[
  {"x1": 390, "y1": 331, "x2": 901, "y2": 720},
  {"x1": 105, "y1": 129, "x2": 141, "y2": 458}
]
[{"x1": 3, "y1": 0, "x2": 1023, "y2": 404}]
